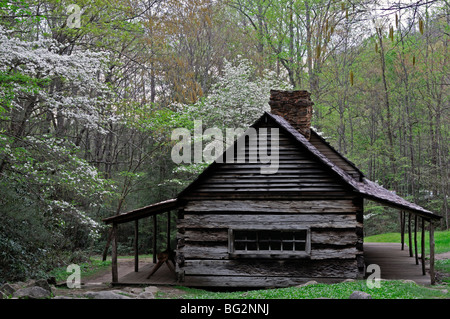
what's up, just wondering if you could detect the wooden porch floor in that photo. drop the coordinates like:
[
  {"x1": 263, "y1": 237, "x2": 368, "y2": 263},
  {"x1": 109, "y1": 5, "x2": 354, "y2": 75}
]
[
  {"x1": 364, "y1": 243, "x2": 430, "y2": 285},
  {"x1": 115, "y1": 262, "x2": 178, "y2": 286}
]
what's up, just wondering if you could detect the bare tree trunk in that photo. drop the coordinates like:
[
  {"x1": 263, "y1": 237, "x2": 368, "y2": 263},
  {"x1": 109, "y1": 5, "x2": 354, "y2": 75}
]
[
  {"x1": 305, "y1": 0, "x2": 316, "y2": 95},
  {"x1": 398, "y1": 22, "x2": 417, "y2": 200},
  {"x1": 376, "y1": 26, "x2": 398, "y2": 191}
]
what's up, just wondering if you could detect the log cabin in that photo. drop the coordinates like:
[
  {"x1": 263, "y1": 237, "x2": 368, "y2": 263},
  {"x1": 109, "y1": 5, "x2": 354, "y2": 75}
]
[{"x1": 103, "y1": 90, "x2": 441, "y2": 288}]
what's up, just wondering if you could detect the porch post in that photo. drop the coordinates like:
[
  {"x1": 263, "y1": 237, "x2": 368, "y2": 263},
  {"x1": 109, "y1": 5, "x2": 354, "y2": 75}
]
[
  {"x1": 408, "y1": 213, "x2": 413, "y2": 257},
  {"x1": 134, "y1": 219, "x2": 139, "y2": 272},
  {"x1": 167, "y1": 211, "x2": 171, "y2": 251},
  {"x1": 111, "y1": 223, "x2": 118, "y2": 283},
  {"x1": 414, "y1": 215, "x2": 418, "y2": 265},
  {"x1": 421, "y1": 218, "x2": 426, "y2": 275},
  {"x1": 429, "y1": 221, "x2": 436, "y2": 285},
  {"x1": 153, "y1": 214, "x2": 157, "y2": 263},
  {"x1": 400, "y1": 211, "x2": 405, "y2": 250}
]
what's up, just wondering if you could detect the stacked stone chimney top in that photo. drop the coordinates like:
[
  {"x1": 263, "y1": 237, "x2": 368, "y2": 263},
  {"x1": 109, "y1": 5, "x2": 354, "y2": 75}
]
[{"x1": 268, "y1": 90, "x2": 314, "y2": 140}]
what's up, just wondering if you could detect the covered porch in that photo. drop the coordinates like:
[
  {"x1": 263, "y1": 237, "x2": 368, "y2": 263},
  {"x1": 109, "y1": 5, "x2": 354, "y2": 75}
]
[
  {"x1": 362, "y1": 196, "x2": 441, "y2": 285},
  {"x1": 364, "y1": 243, "x2": 432, "y2": 285},
  {"x1": 102, "y1": 198, "x2": 181, "y2": 286}
]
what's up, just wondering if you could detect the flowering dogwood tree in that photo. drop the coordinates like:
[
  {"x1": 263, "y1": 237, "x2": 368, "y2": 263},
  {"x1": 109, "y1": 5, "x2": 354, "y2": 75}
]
[
  {"x1": 177, "y1": 58, "x2": 289, "y2": 129},
  {"x1": 0, "y1": 24, "x2": 118, "y2": 278},
  {"x1": 0, "y1": 25, "x2": 117, "y2": 133}
]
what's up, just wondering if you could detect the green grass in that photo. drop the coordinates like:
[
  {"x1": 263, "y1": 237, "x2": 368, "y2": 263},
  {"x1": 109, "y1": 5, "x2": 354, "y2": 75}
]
[
  {"x1": 171, "y1": 280, "x2": 449, "y2": 299},
  {"x1": 47, "y1": 258, "x2": 111, "y2": 283},
  {"x1": 365, "y1": 230, "x2": 450, "y2": 254},
  {"x1": 436, "y1": 259, "x2": 450, "y2": 284}
]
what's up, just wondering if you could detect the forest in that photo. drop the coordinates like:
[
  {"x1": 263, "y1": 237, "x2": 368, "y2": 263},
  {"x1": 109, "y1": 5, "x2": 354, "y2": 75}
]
[{"x1": 0, "y1": 0, "x2": 448, "y2": 282}]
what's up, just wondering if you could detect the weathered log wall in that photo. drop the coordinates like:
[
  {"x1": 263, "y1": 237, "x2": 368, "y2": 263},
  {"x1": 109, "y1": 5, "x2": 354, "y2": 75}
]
[{"x1": 176, "y1": 198, "x2": 364, "y2": 287}]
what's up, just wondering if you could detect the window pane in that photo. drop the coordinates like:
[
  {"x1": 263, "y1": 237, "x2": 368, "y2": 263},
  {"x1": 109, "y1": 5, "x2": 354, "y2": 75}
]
[
  {"x1": 270, "y1": 232, "x2": 281, "y2": 241},
  {"x1": 246, "y1": 232, "x2": 257, "y2": 241},
  {"x1": 295, "y1": 242, "x2": 306, "y2": 251},
  {"x1": 281, "y1": 232, "x2": 293, "y2": 241},
  {"x1": 234, "y1": 231, "x2": 247, "y2": 241},
  {"x1": 268, "y1": 231, "x2": 280, "y2": 250},
  {"x1": 259, "y1": 240, "x2": 269, "y2": 250},
  {"x1": 258, "y1": 230, "x2": 269, "y2": 240},
  {"x1": 283, "y1": 242, "x2": 293, "y2": 251},
  {"x1": 247, "y1": 242, "x2": 257, "y2": 250},
  {"x1": 294, "y1": 231, "x2": 307, "y2": 241},
  {"x1": 235, "y1": 242, "x2": 246, "y2": 250},
  {"x1": 271, "y1": 242, "x2": 281, "y2": 250}
]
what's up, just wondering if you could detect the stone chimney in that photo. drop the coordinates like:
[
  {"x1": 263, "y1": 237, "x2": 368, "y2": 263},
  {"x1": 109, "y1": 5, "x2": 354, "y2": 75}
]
[{"x1": 268, "y1": 90, "x2": 314, "y2": 140}]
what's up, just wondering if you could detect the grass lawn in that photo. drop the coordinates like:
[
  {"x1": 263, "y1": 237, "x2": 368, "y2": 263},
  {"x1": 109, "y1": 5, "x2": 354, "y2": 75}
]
[
  {"x1": 164, "y1": 280, "x2": 449, "y2": 299},
  {"x1": 436, "y1": 259, "x2": 450, "y2": 284},
  {"x1": 160, "y1": 230, "x2": 450, "y2": 299}
]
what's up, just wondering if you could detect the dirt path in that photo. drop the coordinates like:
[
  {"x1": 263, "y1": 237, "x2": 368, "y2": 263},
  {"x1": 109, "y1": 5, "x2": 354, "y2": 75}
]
[
  {"x1": 435, "y1": 251, "x2": 450, "y2": 260},
  {"x1": 82, "y1": 259, "x2": 143, "y2": 285}
]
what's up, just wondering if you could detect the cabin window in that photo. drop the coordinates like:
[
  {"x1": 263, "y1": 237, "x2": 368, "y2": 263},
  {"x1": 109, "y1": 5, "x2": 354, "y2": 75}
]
[{"x1": 229, "y1": 229, "x2": 310, "y2": 257}]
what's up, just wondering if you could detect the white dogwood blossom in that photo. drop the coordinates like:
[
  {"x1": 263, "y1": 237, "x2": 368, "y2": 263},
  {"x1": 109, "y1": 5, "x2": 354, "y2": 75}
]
[
  {"x1": 180, "y1": 58, "x2": 289, "y2": 129},
  {"x1": 0, "y1": 25, "x2": 118, "y2": 131}
]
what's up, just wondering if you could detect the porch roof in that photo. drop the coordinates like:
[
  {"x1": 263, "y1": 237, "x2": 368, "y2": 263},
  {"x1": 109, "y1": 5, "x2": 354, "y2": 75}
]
[{"x1": 102, "y1": 198, "x2": 179, "y2": 225}]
